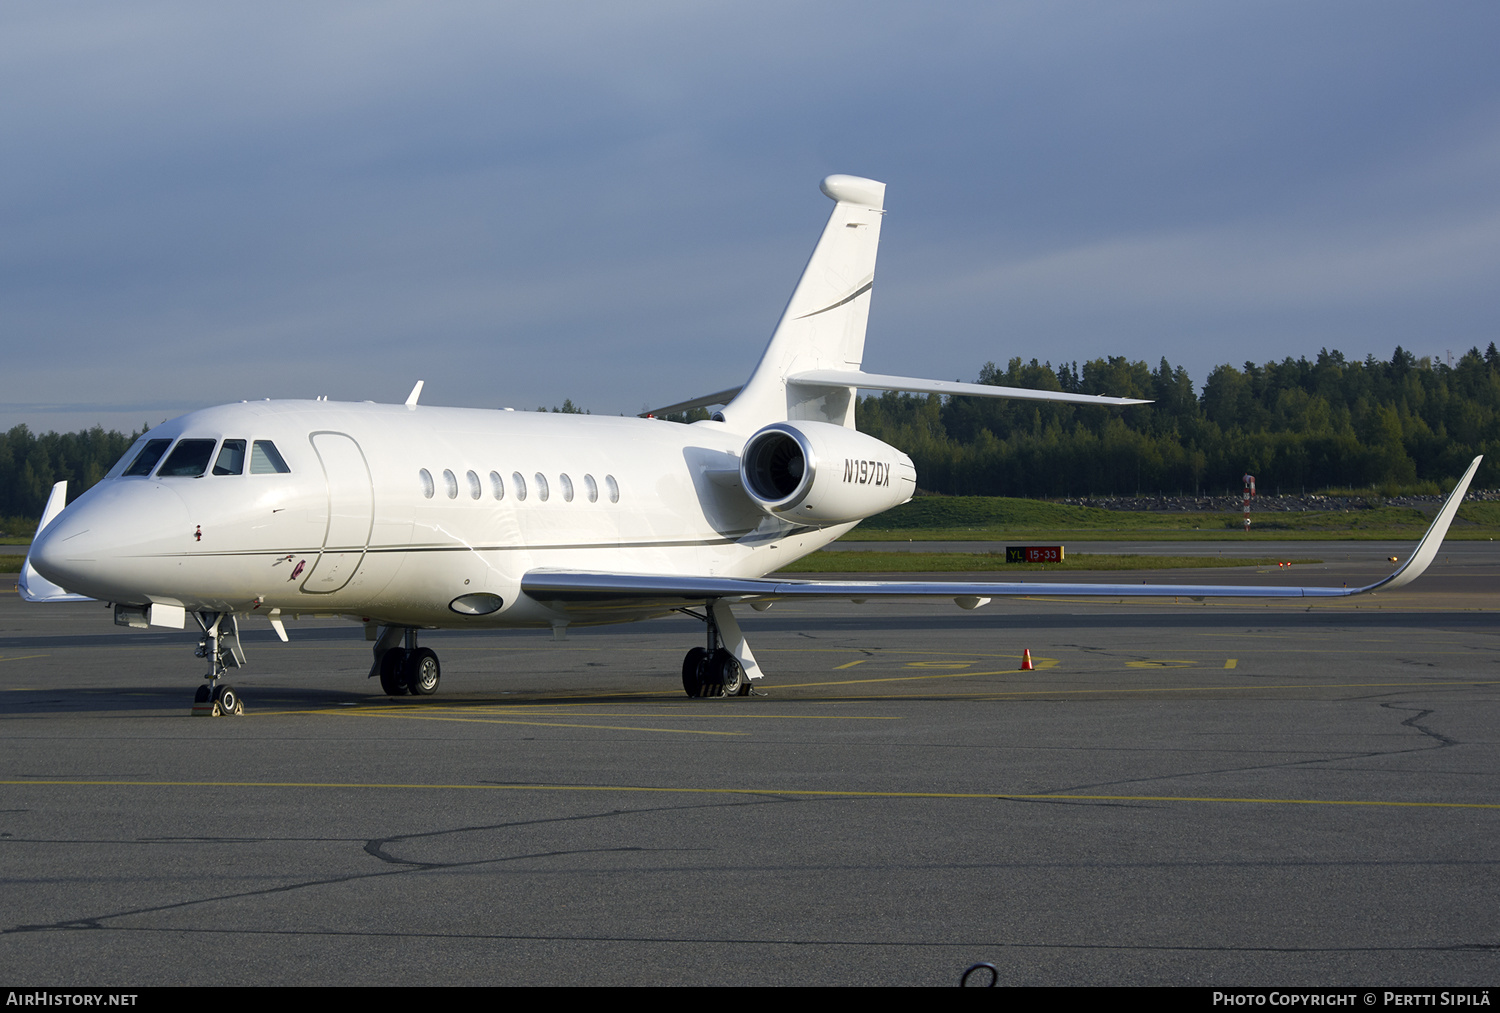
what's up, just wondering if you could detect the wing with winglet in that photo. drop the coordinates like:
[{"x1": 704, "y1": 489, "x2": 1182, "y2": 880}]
[
  {"x1": 522, "y1": 457, "x2": 1482, "y2": 614},
  {"x1": 18, "y1": 481, "x2": 94, "y2": 603}
]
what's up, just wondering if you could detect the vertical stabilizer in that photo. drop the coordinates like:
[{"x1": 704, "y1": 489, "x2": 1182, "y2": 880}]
[{"x1": 722, "y1": 175, "x2": 885, "y2": 430}]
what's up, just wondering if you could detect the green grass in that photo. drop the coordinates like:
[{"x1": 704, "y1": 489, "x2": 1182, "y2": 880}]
[
  {"x1": 841, "y1": 495, "x2": 1500, "y2": 541},
  {"x1": 777, "y1": 552, "x2": 1323, "y2": 573}
]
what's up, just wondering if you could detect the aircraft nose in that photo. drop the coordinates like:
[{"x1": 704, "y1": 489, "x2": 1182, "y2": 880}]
[{"x1": 30, "y1": 482, "x2": 191, "y2": 601}]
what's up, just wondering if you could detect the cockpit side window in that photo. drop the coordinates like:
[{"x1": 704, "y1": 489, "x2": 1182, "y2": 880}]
[
  {"x1": 122, "y1": 439, "x2": 173, "y2": 477},
  {"x1": 157, "y1": 439, "x2": 218, "y2": 478},
  {"x1": 250, "y1": 441, "x2": 291, "y2": 474},
  {"x1": 213, "y1": 440, "x2": 246, "y2": 476}
]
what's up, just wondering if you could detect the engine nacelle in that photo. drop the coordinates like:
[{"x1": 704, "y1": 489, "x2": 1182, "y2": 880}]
[{"x1": 739, "y1": 420, "x2": 916, "y2": 526}]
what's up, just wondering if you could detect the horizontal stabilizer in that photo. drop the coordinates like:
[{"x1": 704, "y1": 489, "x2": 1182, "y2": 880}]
[
  {"x1": 788, "y1": 370, "x2": 1151, "y2": 407},
  {"x1": 641, "y1": 386, "x2": 743, "y2": 418}
]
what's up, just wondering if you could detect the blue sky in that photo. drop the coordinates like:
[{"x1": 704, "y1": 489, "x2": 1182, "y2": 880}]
[{"x1": 4, "y1": 2, "x2": 1499, "y2": 433}]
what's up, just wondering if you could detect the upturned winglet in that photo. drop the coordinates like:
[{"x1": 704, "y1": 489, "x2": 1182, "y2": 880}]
[
  {"x1": 19, "y1": 481, "x2": 94, "y2": 603},
  {"x1": 1363, "y1": 455, "x2": 1482, "y2": 592}
]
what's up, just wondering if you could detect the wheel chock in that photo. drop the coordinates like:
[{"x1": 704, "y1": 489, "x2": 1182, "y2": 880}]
[{"x1": 190, "y1": 685, "x2": 246, "y2": 717}]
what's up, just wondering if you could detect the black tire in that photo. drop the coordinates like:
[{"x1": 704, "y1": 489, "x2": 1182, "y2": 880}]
[
  {"x1": 711, "y1": 648, "x2": 743, "y2": 697},
  {"x1": 379, "y1": 648, "x2": 409, "y2": 696},
  {"x1": 404, "y1": 647, "x2": 440, "y2": 696},
  {"x1": 214, "y1": 684, "x2": 238, "y2": 714},
  {"x1": 681, "y1": 647, "x2": 707, "y2": 698},
  {"x1": 194, "y1": 684, "x2": 212, "y2": 704}
]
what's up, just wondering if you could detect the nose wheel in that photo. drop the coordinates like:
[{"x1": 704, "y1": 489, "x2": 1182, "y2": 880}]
[{"x1": 192, "y1": 682, "x2": 243, "y2": 717}]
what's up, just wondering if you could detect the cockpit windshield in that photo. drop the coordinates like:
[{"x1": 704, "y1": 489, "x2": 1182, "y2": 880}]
[
  {"x1": 157, "y1": 439, "x2": 218, "y2": 478},
  {"x1": 122, "y1": 439, "x2": 173, "y2": 477}
]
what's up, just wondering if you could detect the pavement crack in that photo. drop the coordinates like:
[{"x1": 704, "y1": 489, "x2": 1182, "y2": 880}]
[
  {"x1": 4, "y1": 797, "x2": 785, "y2": 933},
  {"x1": 1382, "y1": 702, "x2": 1458, "y2": 747},
  {"x1": 1, "y1": 844, "x2": 666, "y2": 936},
  {"x1": 1055, "y1": 698, "x2": 1463, "y2": 795},
  {"x1": 364, "y1": 796, "x2": 784, "y2": 866}
]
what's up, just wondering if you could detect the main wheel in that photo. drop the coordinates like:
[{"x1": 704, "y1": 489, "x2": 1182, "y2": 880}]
[
  {"x1": 681, "y1": 647, "x2": 707, "y2": 698},
  {"x1": 404, "y1": 647, "x2": 440, "y2": 696},
  {"x1": 710, "y1": 648, "x2": 743, "y2": 697},
  {"x1": 379, "y1": 648, "x2": 409, "y2": 696}
]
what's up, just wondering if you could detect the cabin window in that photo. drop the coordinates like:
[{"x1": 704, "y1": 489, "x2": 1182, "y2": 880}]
[
  {"x1": 250, "y1": 441, "x2": 291, "y2": 474},
  {"x1": 466, "y1": 470, "x2": 481, "y2": 500},
  {"x1": 213, "y1": 440, "x2": 246, "y2": 476},
  {"x1": 534, "y1": 473, "x2": 550, "y2": 502},
  {"x1": 419, "y1": 469, "x2": 435, "y2": 498},
  {"x1": 584, "y1": 474, "x2": 598, "y2": 502},
  {"x1": 490, "y1": 471, "x2": 504, "y2": 500},
  {"x1": 157, "y1": 439, "x2": 217, "y2": 478},
  {"x1": 123, "y1": 439, "x2": 173, "y2": 477},
  {"x1": 559, "y1": 473, "x2": 574, "y2": 502},
  {"x1": 512, "y1": 472, "x2": 527, "y2": 501},
  {"x1": 605, "y1": 474, "x2": 620, "y2": 503},
  {"x1": 443, "y1": 469, "x2": 458, "y2": 499}
]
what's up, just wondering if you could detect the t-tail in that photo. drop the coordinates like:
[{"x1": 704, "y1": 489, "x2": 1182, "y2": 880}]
[
  {"x1": 723, "y1": 175, "x2": 888, "y2": 430},
  {"x1": 647, "y1": 174, "x2": 1152, "y2": 432}
]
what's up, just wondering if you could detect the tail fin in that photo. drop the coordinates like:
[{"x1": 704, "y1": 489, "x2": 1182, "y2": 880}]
[{"x1": 722, "y1": 174, "x2": 885, "y2": 430}]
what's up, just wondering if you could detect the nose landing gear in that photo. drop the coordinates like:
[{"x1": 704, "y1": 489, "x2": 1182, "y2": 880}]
[{"x1": 190, "y1": 611, "x2": 246, "y2": 716}]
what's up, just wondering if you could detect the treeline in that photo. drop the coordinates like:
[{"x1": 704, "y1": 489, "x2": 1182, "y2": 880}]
[
  {"x1": 5, "y1": 345, "x2": 1498, "y2": 530},
  {"x1": 0, "y1": 425, "x2": 139, "y2": 532},
  {"x1": 856, "y1": 346, "x2": 1500, "y2": 497}
]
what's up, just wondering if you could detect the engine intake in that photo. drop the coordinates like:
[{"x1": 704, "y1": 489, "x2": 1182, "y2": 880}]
[{"x1": 740, "y1": 421, "x2": 914, "y2": 526}]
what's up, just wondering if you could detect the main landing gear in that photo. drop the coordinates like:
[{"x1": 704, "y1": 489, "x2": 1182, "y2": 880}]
[
  {"x1": 679, "y1": 601, "x2": 756, "y2": 699},
  {"x1": 190, "y1": 611, "x2": 246, "y2": 717},
  {"x1": 372, "y1": 626, "x2": 441, "y2": 697}
]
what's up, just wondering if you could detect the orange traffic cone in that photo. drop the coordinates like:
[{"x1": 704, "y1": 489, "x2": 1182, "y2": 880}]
[{"x1": 1021, "y1": 649, "x2": 1034, "y2": 671}]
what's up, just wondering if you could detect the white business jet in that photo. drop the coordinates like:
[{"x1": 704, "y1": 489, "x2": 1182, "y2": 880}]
[{"x1": 20, "y1": 175, "x2": 1481, "y2": 714}]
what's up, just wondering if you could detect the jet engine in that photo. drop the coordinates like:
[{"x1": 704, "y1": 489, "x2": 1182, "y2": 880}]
[{"x1": 739, "y1": 420, "x2": 915, "y2": 526}]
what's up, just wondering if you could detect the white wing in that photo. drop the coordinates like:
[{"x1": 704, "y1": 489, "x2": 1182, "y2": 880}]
[{"x1": 523, "y1": 457, "x2": 1482, "y2": 613}]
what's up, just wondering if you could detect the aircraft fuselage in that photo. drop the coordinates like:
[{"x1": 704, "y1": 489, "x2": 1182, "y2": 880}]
[{"x1": 29, "y1": 400, "x2": 866, "y2": 630}]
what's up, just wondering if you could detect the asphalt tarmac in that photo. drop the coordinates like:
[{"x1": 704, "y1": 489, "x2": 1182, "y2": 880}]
[{"x1": 1, "y1": 545, "x2": 1497, "y2": 986}]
